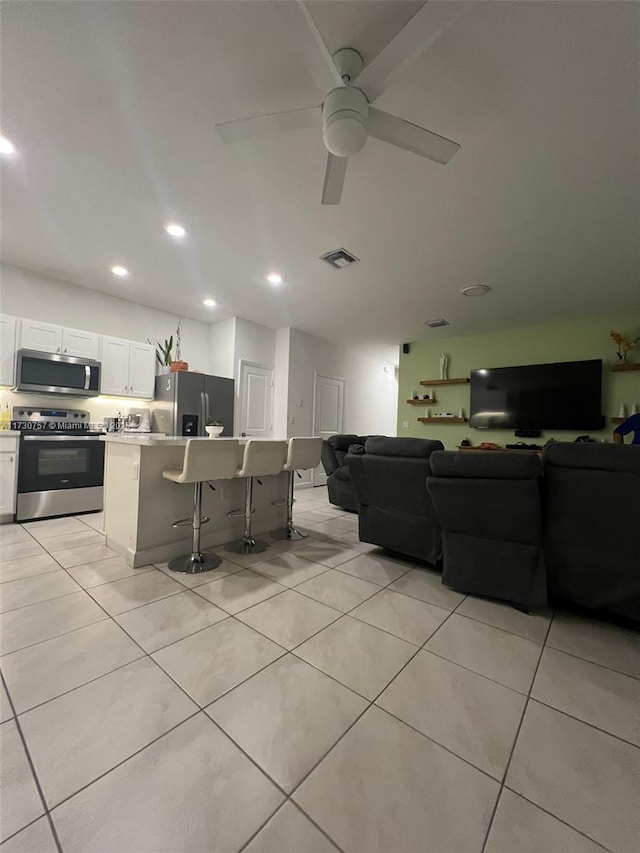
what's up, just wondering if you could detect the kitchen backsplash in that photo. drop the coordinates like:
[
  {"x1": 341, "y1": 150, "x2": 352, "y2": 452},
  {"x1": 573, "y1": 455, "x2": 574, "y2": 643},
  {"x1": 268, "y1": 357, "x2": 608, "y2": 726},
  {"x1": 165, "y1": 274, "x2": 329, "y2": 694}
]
[{"x1": 1, "y1": 389, "x2": 151, "y2": 429}]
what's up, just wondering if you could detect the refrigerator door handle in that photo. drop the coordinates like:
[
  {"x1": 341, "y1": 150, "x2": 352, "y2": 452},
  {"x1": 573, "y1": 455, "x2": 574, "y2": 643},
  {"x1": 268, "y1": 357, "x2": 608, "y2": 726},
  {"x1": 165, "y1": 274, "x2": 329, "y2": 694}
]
[{"x1": 204, "y1": 392, "x2": 211, "y2": 425}]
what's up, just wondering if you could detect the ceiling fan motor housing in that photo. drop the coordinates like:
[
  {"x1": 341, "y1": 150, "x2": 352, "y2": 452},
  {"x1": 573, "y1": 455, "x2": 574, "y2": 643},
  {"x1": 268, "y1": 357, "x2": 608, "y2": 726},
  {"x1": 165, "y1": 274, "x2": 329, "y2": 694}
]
[{"x1": 323, "y1": 87, "x2": 368, "y2": 157}]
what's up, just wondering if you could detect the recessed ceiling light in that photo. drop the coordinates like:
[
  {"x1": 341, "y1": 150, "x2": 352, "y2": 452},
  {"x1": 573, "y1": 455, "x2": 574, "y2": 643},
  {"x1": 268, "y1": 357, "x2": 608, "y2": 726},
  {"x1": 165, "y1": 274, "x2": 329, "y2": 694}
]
[
  {"x1": 0, "y1": 135, "x2": 16, "y2": 155},
  {"x1": 111, "y1": 265, "x2": 129, "y2": 277},
  {"x1": 203, "y1": 298, "x2": 216, "y2": 307},
  {"x1": 165, "y1": 223, "x2": 186, "y2": 238},
  {"x1": 462, "y1": 284, "x2": 491, "y2": 297},
  {"x1": 266, "y1": 272, "x2": 282, "y2": 285}
]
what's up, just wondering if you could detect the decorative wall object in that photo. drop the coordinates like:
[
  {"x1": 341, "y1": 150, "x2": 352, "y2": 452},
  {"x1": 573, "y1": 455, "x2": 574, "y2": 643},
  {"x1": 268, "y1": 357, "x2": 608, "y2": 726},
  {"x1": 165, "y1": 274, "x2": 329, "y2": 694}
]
[{"x1": 439, "y1": 353, "x2": 449, "y2": 380}]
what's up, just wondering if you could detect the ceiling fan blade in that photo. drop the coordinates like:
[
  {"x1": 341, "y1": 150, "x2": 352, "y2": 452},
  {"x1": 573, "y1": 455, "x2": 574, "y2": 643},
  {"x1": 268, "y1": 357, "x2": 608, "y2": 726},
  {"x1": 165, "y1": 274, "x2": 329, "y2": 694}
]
[
  {"x1": 273, "y1": 1, "x2": 344, "y2": 94},
  {"x1": 368, "y1": 107, "x2": 460, "y2": 165},
  {"x1": 215, "y1": 106, "x2": 321, "y2": 143},
  {"x1": 321, "y1": 153, "x2": 348, "y2": 205},
  {"x1": 354, "y1": 1, "x2": 468, "y2": 102}
]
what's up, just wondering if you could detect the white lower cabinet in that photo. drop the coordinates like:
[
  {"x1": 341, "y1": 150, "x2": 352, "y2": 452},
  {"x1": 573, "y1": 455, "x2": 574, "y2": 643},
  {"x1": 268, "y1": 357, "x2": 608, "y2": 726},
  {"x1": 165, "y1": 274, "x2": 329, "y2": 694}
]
[
  {"x1": 0, "y1": 438, "x2": 19, "y2": 518},
  {"x1": 101, "y1": 337, "x2": 155, "y2": 399}
]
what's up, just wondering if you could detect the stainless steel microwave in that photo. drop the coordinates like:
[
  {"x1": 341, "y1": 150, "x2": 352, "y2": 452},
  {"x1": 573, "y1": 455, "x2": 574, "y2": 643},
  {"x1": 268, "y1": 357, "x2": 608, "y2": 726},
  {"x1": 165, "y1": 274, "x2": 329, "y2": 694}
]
[{"x1": 15, "y1": 349, "x2": 101, "y2": 397}]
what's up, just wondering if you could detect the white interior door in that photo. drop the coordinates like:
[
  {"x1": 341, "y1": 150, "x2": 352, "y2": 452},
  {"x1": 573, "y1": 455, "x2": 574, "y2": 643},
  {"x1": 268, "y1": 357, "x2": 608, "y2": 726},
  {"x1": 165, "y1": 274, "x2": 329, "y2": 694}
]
[
  {"x1": 239, "y1": 362, "x2": 273, "y2": 438},
  {"x1": 312, "y1": 374, "x2": 345, "y2": 486}
]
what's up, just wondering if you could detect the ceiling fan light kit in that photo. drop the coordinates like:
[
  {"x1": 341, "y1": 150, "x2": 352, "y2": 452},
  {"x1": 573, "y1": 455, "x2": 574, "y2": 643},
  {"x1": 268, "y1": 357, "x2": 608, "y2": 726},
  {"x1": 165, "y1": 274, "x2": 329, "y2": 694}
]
[
  {"x1": 323, "y1": 87, "x2": 368, "y2": 157},
  {"x1": 214, "y1": 0, "x2": 463, "y2": 206}
]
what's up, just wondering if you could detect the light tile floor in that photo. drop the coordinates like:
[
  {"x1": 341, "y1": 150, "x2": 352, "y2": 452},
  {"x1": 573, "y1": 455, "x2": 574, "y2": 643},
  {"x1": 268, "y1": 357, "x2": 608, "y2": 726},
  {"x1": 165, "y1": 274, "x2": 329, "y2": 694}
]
[{"x1": 1, "y1": 487, "x2": 639, "y2": 852}]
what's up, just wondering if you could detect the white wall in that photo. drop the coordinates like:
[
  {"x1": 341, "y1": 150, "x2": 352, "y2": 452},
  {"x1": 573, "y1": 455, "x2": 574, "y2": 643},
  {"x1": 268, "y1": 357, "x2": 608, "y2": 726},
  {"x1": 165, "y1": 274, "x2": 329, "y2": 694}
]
[
  {"x1": 273, "y1": 327, "x2": 291, "y2": 439},
  {"x1": 208, "y1": 317, "x2": 236, "y2": 379},
  {"x1": 233, "y1": 318, "x2": 276, "y2": 377},
  {"x1": 1, "y1": 263, "x2": 211, "y2": 372},
  {"x1": 287, "y1": 329, "x2": 398, "y2": 482}
]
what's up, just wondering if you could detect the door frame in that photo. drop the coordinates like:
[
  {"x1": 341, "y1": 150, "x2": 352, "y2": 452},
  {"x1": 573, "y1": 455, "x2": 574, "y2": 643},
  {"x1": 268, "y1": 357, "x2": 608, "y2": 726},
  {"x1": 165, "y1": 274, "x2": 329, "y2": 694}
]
[
  {"x1": 312, "y1": 372, "x2": 345, "y2": 486},
  {"x1": 237, "y1": 359, "x2": 274, "y2": 438}
]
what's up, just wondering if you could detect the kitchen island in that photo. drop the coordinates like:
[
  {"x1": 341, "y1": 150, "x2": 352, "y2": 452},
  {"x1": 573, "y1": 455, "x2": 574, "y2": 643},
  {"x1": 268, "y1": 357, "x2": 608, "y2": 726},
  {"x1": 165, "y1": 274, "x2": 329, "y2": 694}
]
[{"x1": 101, "y1": 435, "x2": 289, "y2": 567}]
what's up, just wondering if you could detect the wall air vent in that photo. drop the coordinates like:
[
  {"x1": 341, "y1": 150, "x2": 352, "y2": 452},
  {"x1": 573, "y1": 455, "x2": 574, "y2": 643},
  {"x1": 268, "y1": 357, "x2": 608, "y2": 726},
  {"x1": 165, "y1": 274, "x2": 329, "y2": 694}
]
[
  {"x1": 320, "y1": 248, "x2": 360, "y2": 269},
  {"x1": 424, "y1": 318, "x2": 450, "y2": 329}
]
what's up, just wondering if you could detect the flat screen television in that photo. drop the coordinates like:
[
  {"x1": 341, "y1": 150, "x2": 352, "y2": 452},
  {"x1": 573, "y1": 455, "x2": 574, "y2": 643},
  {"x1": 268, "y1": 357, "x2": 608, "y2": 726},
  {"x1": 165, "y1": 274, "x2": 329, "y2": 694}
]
[{"x1": 469, "y1": 359, "x2": 604, "y2": 430}]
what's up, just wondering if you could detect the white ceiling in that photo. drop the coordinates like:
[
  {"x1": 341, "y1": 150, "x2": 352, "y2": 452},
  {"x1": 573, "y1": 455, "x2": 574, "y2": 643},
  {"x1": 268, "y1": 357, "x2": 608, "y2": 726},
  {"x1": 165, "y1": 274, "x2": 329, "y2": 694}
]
[{"x1": 2, "y1": 1, "x2": 639, "y2": 362}]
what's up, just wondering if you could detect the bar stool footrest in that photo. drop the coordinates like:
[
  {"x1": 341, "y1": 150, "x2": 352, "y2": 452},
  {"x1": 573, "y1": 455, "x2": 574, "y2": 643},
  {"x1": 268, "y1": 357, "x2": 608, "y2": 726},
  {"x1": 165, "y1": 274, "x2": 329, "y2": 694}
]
[{"x1": 172, "y1": 516, "x2": 210, "y2": 529}]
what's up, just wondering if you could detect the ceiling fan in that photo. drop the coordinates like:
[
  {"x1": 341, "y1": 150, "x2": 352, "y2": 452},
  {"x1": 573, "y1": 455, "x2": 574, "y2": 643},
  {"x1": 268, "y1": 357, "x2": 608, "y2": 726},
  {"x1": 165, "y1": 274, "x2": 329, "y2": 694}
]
[{"x1": 214, "y1": 0, "x2": 464, "y2": 205}]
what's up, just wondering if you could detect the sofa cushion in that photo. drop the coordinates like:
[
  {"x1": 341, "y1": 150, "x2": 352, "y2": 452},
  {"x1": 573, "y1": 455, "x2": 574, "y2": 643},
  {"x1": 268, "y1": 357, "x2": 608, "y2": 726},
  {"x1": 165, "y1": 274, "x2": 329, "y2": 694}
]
[
  {"x1": 430, "y1": 450, "x2": 542, "y2": 479},
  {"x1": 364, "y1": 436, "x2": 444, "y2": 459},
  {"x1": 328, "y1": 434, "x2": 360, "y2": 453},
  {"x1": 331, "y1": 465, "x2": 352, "y2": 482},
  {"x1": 544, "y1": 442, "x2": 640, "y2": 474}
]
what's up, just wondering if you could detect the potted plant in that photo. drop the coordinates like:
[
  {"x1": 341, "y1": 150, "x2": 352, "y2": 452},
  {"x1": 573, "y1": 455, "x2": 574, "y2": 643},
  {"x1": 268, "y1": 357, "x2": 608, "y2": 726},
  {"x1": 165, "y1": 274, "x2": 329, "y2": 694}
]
[
  {"x1": 170, "y1": 319, "x2": 189, "y2": 372},
  {"x1": 148, "y1": 336, "x2": 173, "y2": 374},
  {"x1": 205, "y1": 420, "x2": 224, "y2": 438}
]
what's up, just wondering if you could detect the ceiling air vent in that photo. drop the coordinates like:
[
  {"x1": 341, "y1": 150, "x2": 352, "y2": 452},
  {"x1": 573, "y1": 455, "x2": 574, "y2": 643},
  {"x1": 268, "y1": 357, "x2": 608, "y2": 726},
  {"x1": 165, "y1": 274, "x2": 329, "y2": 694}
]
[
  {"x1": 320, "y1": 248, "x2": 360, "y2": 269},
  {"x1": 424, "y1": 318, "x2": 450, "y2": 329}
]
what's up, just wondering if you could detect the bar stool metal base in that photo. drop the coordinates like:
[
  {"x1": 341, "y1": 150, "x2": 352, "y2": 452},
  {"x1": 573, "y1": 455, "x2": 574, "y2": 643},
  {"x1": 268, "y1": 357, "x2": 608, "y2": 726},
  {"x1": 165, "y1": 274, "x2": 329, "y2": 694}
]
[
  {"x1": 270, "y1": 525, "x2": 308, "y2": 541},
  {"x1": 225, "y1": 475, "x2": 270, "y2": 556},
  {"x1": 270, "y1": 470, "x2": 308, "y2": 541},
  {"x1": 225, "y1": 537, "x2": 269, "y2": 555},
  {"x1": 167, "y1": 552, "x2": 223, "y2": 574}
]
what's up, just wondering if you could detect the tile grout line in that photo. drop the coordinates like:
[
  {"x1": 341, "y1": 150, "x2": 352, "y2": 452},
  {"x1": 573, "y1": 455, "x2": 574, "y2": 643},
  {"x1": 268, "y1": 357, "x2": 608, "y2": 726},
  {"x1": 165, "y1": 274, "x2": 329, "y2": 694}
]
[
  {"x1": 479, "y1": 611, "x2": 555, "y2": 853},
  {"x1": 0, "y1": 670, "x2": 65, "y2": 853}
]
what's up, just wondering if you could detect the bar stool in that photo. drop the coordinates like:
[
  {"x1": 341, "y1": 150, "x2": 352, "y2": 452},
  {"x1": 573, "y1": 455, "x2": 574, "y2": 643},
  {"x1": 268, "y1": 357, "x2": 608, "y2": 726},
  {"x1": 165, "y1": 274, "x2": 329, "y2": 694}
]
[
  {"x1": 225, "y1": 439, "x2": 288, "y2": 555},
  {"x1": 162, "y1": 438, "x2": 240, "y2": 574},
  {"x1": 270, "y1": 436, "x2": 322, "y2": 541}
]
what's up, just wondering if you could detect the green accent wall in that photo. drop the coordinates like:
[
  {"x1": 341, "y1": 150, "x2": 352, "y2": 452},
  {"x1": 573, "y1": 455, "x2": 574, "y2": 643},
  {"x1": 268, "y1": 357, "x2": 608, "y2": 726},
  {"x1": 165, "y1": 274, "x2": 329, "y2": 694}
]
[{"x1": 397, "y1": 312, "x2": 640, "y2": 449}]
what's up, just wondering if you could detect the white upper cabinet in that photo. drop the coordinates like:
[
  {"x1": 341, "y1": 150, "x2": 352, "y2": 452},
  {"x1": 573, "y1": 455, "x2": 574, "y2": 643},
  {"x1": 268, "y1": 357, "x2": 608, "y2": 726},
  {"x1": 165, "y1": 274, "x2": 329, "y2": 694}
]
[
  {"x1": 101, "y1": 337, "x2": 155, "y2": 400},
  {"x1": 61, "y1": 328, "x2": 100, "y2": 360},
  {"x1": 101, "y1": 337, "x2": 132, "y2": 396},
  {"x1": 0, "y1": 314, "x2": 17, "y2": 386},
  {"x1": 19, "y1": 320, "x2": 100, "y2": 360},
  {"x1": 128, "y1": 342, "x2": 155, "y2": 399},
  {"x1": 19, "y1": 319, "x2": 62, "y2": 353}
]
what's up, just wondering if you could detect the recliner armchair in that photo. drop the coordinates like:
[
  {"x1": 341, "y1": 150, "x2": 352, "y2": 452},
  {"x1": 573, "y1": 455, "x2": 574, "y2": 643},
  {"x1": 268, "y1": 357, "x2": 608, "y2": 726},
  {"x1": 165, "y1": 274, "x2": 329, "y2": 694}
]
[
  {"x1": 347, "y1": 436, "x2": 443, "y2": 564},
  {"x1": 427, "y1": 450, "x2": 547, "y2": 608},
  {"x1": 542, "y1": 443, "x2": 640, "y2": 620},
  {"x1": 321, "y1": 434, "x2": 370, "y2": 512}
]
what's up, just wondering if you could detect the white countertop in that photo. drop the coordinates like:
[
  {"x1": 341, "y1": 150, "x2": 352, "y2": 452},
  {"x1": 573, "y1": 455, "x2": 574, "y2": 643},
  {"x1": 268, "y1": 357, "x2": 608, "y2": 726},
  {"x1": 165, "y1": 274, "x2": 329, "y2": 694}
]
[{"x1": 100, "y1": 434, "x2": 285, "y2": 446}]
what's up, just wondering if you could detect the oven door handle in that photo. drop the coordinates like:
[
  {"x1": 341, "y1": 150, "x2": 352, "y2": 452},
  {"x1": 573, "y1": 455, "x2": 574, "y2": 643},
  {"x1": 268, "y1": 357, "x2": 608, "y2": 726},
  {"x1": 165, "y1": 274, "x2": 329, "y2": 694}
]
[
  {"x1": 84, "y1": 365, "x2": 91, "y2": 390},
  {"x1": 22, "y1": 435, "x2": 102, "y2": 442}
]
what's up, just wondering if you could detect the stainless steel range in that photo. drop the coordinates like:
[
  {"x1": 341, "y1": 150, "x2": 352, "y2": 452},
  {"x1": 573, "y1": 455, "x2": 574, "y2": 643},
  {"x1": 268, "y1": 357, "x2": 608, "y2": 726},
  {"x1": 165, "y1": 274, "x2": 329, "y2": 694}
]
[{"x1": 13, "y1": 407, "x2": 105, "y2": 522}]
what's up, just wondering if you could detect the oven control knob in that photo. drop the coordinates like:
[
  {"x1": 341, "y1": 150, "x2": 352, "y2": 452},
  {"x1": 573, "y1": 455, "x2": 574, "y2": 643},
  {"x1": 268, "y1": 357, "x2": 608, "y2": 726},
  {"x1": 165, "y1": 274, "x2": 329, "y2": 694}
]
[
  {"x1": 18, "y1": 410, "x2": 24, "y2": 415},
  {"x1": 81, "y1": 413, "x2": 87, "y2": 418},
  {"x1": 73, "y1": 413, "x2": 79, "y2": 418},
  {"x1": 27, "y1": 410, "x2": 32, "y2": 416}
]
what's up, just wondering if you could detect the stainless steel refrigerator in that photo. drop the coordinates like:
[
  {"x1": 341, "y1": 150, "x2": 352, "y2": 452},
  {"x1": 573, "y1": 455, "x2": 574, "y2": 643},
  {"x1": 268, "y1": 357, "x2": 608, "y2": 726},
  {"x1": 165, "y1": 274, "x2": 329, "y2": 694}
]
[{"x1": 151, "y1": 372, "x2": 235, "y2": 437}]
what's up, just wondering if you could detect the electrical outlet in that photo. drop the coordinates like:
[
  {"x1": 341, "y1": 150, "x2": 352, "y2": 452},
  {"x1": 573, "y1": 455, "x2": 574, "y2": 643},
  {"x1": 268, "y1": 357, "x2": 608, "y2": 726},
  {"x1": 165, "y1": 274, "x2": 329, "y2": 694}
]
[
  {"x1": 402, "y1": 421, "x2": 410, "y2": 429},
  {"x1": 289, "y1": 415, "x2": 295, "y2": 425},
  {"x1": 298, "y1": 398, "x2": 304, "y2": 407},
  {"x1": 132, "y1": 462, "x2": 140, "y2": 480}
]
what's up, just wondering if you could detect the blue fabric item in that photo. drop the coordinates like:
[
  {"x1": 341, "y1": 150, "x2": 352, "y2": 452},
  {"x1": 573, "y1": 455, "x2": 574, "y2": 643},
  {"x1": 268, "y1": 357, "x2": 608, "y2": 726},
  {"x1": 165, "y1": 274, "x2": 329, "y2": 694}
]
[{"x1": 614, "y1": 412, "x2": 640, "y2": 444}]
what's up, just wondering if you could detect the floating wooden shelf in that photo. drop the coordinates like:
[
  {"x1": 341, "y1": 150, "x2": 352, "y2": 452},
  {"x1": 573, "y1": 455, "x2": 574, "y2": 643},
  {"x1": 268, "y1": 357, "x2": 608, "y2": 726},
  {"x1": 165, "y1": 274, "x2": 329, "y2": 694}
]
[
  {"x1": 418, "y1": 417, "x2": 467, "y2": 424},
  {"x1": 611, "y1": 363, "x2": 640, "y2": 373},
  {"x1": 419, "y1": 378, "x2": 470, "y2": 386},
  {"x1": 406, "y1": 398, "x2": 435, "y2": 405},
  {"x1": 611, "y1": 417, "x2": 625, "y2": 424}
]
